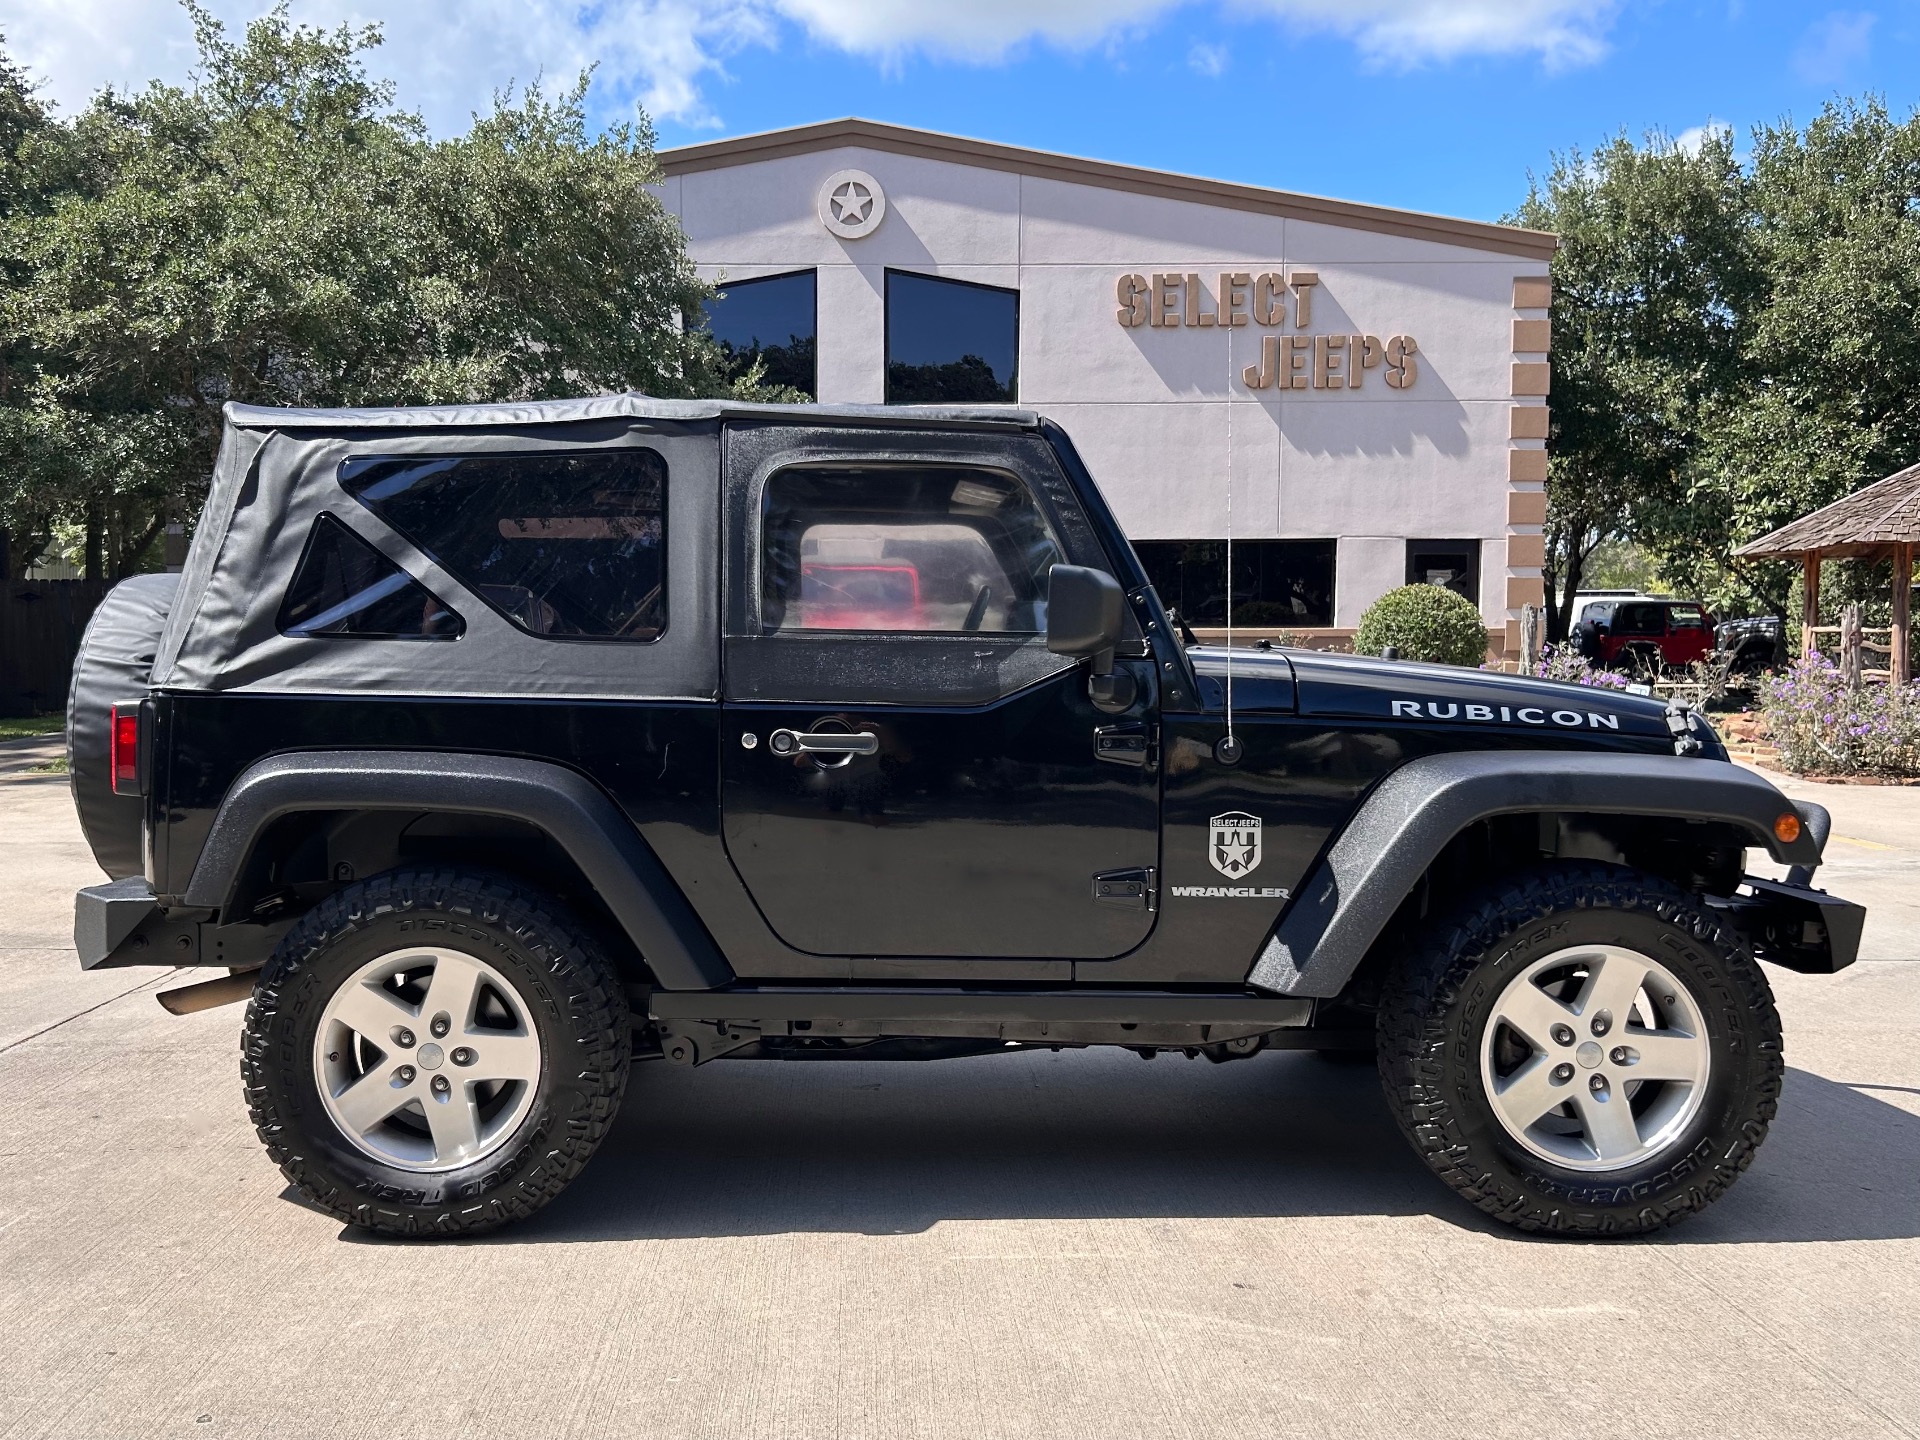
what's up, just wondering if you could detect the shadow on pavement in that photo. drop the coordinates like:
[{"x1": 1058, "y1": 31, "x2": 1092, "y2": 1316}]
[{"x1": 326, "y1": 1054, "x2": 1920, "y2": 1246}]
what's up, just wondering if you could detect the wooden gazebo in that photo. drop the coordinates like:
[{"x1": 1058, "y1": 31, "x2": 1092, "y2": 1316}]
[{"x1": 1737, "y1": 461, "x2": 1919, "y2": 684}]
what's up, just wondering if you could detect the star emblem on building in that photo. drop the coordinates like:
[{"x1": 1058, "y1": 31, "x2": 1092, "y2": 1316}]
[
  {"x1": 817, "y1": 169, "x2": 885, "y2": 238},
  {"x1": 830, "y1": 181, "x2": 873, "y2": 225}
]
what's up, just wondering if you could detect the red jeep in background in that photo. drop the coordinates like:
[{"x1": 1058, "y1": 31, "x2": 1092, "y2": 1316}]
[{"x1": 1574, "y1": 597, "x2": 1716, "y2": 672}]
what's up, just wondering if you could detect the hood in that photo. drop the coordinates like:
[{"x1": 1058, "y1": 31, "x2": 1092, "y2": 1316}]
[
  {"x1": 1186, "y1": 645, "x2": 1691, "y2": 747},
  {"x1": 1289, "y1": 648, "x2": 1678, "y2": 742}
]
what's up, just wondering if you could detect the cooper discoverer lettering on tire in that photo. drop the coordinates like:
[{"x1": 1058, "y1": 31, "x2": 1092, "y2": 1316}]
[
  {"x1": 241, "y1": 869, "x2": 630, "y2": 1236},
  {"x1": 1376, "y1": 861, "x2": 1782, "y2": 1235}
]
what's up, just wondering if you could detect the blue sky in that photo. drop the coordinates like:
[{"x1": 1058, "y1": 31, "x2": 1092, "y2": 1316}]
[{"x1": 11, "y1": 1, "x2": 1920, "y2": 223}]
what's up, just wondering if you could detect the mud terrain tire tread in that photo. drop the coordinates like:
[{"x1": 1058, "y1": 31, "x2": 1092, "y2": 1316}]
[
  {"x1": 1376, "y1": 861, "x2": 1783, "y2": 1236},
  {"x1": 241, "y1": 869, "x2": 630, "y2": 1236}
]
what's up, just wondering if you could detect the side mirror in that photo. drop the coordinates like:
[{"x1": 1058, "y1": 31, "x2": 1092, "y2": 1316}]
[{"x1": 1046, "y1": 564, "x2": 1125, "y2": 677}]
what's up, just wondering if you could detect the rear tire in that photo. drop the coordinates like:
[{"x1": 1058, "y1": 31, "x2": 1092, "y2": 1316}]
[
  {"x1": 1377, "y1": 861, "x2": 1782, "y2": 1236},
  {"x1": 241, "y1": 869, "x2": 630, "y2": 1236}
]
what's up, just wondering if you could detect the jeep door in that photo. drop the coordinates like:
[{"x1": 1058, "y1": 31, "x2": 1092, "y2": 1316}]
[{"x1": 717, "y1": 423, "x2": 1161, "y2": 961}]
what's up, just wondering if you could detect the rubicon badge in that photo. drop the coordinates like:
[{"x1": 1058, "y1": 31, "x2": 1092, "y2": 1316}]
[{"x1": 1209, "y1": 811, "x2": 1262, "y2": 878}]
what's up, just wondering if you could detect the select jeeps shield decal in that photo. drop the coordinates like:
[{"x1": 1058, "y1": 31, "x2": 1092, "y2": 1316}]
[
  {"x1": 1169, "y1": 813, "x2": 1287, "y2": 899},
  {"x1": 1209, "y1": 811, "x2": 1262, "y2": 878}
]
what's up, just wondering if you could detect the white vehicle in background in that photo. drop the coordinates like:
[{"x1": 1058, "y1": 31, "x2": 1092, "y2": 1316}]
[{"x1": 1570, "y1": 589, "x2": 1660, "y2": 628}]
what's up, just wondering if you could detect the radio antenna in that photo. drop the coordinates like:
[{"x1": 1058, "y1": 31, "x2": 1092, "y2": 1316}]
[{"x1": 1224, "y1": 355, "x2": 1236, "y2": 753}]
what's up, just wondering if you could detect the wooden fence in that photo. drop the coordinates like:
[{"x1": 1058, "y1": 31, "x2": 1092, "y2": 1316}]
[{"x1": 1, "y1": 580, "x2": 110, "y2": 716}]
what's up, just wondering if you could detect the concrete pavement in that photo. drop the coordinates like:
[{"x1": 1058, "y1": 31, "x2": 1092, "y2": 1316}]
[{"x1": 2, "y1": 733, "x2": 1917, "y2": 1440}]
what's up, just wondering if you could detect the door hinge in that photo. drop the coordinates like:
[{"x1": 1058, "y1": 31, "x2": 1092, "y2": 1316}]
[
  {"x1": 1094, "y1": 721, "x2": 1153, "y2": 767},
  {"x1": 1092, "y1": 867, "x2": 1157, "y2": 911}
]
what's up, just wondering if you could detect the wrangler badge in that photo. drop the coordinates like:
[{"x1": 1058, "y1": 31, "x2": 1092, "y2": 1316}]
[{"x1": 1209, "y1": 811, "x2": 1262, "y2": 878}]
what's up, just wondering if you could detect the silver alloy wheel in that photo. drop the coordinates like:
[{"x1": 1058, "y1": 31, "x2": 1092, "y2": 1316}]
[
  {"x1": 1478, "y1": 944, "x2": 1711, "y2": 1172},
  {"x1": 312, "y1": 947, "x2": 544, "y2": 1173}
]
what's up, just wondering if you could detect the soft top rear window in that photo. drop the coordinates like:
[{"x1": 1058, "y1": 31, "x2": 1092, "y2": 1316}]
[{"x1": 341, "y1": 449, "x2": 667, "y2": 641}]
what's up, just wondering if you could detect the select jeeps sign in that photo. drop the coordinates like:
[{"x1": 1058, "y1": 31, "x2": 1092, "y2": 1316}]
[{"x1": 1113, "y1": 270, "x2": 1418, "y2": 393}]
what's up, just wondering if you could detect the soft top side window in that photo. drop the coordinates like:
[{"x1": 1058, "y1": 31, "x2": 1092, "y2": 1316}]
[
  {"x1": 342, "y1": 448, "x2": 668, "y2": 641},
  {"x1": 277, "y1": 513, "x2": 464, "y2": 641},
  {"x1": 760, "y1": 466, "x2": 1063, "y2": 635}
]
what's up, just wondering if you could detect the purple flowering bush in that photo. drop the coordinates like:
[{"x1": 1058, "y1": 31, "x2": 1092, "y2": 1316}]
[
  {"x1": 1533, "y1": 644, "x2": 1633, "y2": 690},
  {"x1": 1759, "y1": 652, "x2": 1920, "y2": 777}
]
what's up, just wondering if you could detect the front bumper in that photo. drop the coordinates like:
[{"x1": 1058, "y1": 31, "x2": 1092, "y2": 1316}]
[{"x1": 1711, "y1": 875, "x2": 1866, "y2": 974}]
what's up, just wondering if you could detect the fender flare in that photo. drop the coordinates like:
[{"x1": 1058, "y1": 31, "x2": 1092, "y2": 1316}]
[
  {"x1": 1247, "y1": 751, "x2": 1826, "y2": 998},
  {"x1": 183, "y1": 750, "x2": 732, "y2": 991}
]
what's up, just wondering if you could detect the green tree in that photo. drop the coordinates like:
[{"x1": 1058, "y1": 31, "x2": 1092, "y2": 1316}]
[
  {"x1": 1, "y1": 4, "x2": 757, "y2": 580},
  {"x1": 1676, "y1": 98, "x2": 1920, "y2": 618},
  {"x1": 1517, "y1": 100, "x2": 1920, "y2": 632},
  {"x1": 1510, "y1": 128, "x2": 1755, "y2": 638}
]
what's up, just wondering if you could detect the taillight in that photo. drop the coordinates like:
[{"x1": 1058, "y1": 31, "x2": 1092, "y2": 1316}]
[{"x1": 110, "y1": 704, "x2": 141, "y2": 796}]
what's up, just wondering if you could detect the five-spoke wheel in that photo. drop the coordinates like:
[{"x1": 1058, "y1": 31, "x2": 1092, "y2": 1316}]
[
  {"x1": 1479, "y1": 944, "x2": 1710, "y2": 1171},
  {"x1": 314, "y1": 948, "x2": 545, "y2": 1172},
  {"x1": 1378, "y1": 862, "x2": 1783, "y2": 1235},
  {"x1": 243, "y1": 870, "x2": 630, "y2": 1235}
]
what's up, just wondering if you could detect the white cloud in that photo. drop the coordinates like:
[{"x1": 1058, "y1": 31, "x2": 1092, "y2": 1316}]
[
  {"x1": 1188, "y1": 40, "x2": 1229, "y2": 76},
  {"x1": 4, "y1": 0, "x2": 1626, "y2": 132},
  {"x1": 1235, "y1": 0, "x2": 1620, "y2": 70},
  {"x1": 1791, "y1": 10, "x2": 1875, "y2": 87},
  {"x1": 1674, "y1": 119, "x2": 1732, "y2": 155}
]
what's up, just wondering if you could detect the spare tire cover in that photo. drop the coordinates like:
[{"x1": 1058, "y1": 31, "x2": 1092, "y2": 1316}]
[{"x1": 67, "y1": 573, "x2": 181, "y2": 879}]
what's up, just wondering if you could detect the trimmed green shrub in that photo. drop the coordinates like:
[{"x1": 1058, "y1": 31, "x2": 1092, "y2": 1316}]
[{"x1": 1354, "y1": 584, "x2": 1489, "y2": 667}]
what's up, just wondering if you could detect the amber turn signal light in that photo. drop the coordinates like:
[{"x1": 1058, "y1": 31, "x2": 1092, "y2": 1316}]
[{"x1": 1774, "y1": 811, "x2": 1802, "y2": 844}]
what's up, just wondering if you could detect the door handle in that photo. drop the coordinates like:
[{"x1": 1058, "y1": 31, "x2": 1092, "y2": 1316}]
[{"x1": 767, "y1": 729, "x2": 879, "y2": 757}]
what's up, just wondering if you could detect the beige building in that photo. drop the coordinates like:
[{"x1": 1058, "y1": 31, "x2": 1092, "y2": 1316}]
[{"x1": 659, "y1": 119, "x2": 1554, "y2": 654}]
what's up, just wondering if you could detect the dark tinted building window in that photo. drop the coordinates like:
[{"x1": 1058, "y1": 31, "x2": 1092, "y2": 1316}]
[
  {"x1": 343, "y1": 449, "x2": 667, "y2": 640},
  {"x1": 277, "y1": 513, "x2": 463, "y2": 640},
  {"x1": 762, "y1": 467, "x2": 1061, "y2": 634},
  {"x1": 702, "y1": 270, "x2": 816, "y2": 399},
  {"x1": 1135, "y1": 540, "x2": 1336, "y2": 627},
  {"x1": 885, "y1": 271, "x2": 1018, "y2": 404},
  {"x1": 1406, "y1": 539, "x2": 1481, "y2": 602}
]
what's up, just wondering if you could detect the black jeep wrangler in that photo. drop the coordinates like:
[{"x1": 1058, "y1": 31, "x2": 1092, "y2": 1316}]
[{"x1": 68, "y1": 395, "x2": 1864, "y2": 1238}]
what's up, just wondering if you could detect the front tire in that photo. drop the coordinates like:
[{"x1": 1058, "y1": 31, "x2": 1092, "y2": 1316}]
[
  {"x1": 242, "y1": 869, "x2": 630, "y2": 1236},
  {"x1": 1377, "y1": 862, "x2": 1782, "y2": 1236}
]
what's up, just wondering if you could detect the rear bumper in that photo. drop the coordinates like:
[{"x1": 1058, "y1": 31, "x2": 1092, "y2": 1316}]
[
  {"x1": 1710, "y1": 875, "x2": 1866, "y2": 975},
  {"x1": 74, "y1": 879, "x2": 283, "y2": 971}
]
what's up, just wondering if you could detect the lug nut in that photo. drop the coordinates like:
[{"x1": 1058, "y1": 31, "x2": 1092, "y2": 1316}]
[
  {"x1": 430, "y1": 1012, "x2": 451, "y2": 1038},
  {"x1": 431, "y1": 1075, "x2": 450, "y2": 1095},
  {"x1": 396, "y1": 1065, "x2": 416, "y2": 1083},
  {"x1": 1550, "y1": 1063, "x2": 1575, "y2": 1085},
  {"x1": 1591, "y1": 1011, "x2": 1613, "y2": 1037},
  {"x1": 393, "y1": 1027, "x2": 415, "y2": 1048},
  {"x1": 451, "y1": 1047, "x2": 474, "y2": 1066},
  {"x1": 1551, "y1": 1024, "x2": 1575, "y2": 1047},
  {"x1": 1610, "y1": 1046, "x2": 1631, "y2": 1065},
  {"x1": 1589, "y1": 1074, "x2": 1608, "y2": 1094}
]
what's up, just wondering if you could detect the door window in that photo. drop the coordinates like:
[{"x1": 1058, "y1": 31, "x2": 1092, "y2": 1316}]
[
  {"x1": 761, "y1": 467, "x2": 1062, "y2": 634},
  {"x1": 1668, "y1": 605, "x2": 1707, "y2": 631}
]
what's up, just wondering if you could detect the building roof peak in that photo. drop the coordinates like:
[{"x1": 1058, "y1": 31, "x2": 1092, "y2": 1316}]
[{"x1": 659, "y1": 117, "x2": 1556, "y2": 261}]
